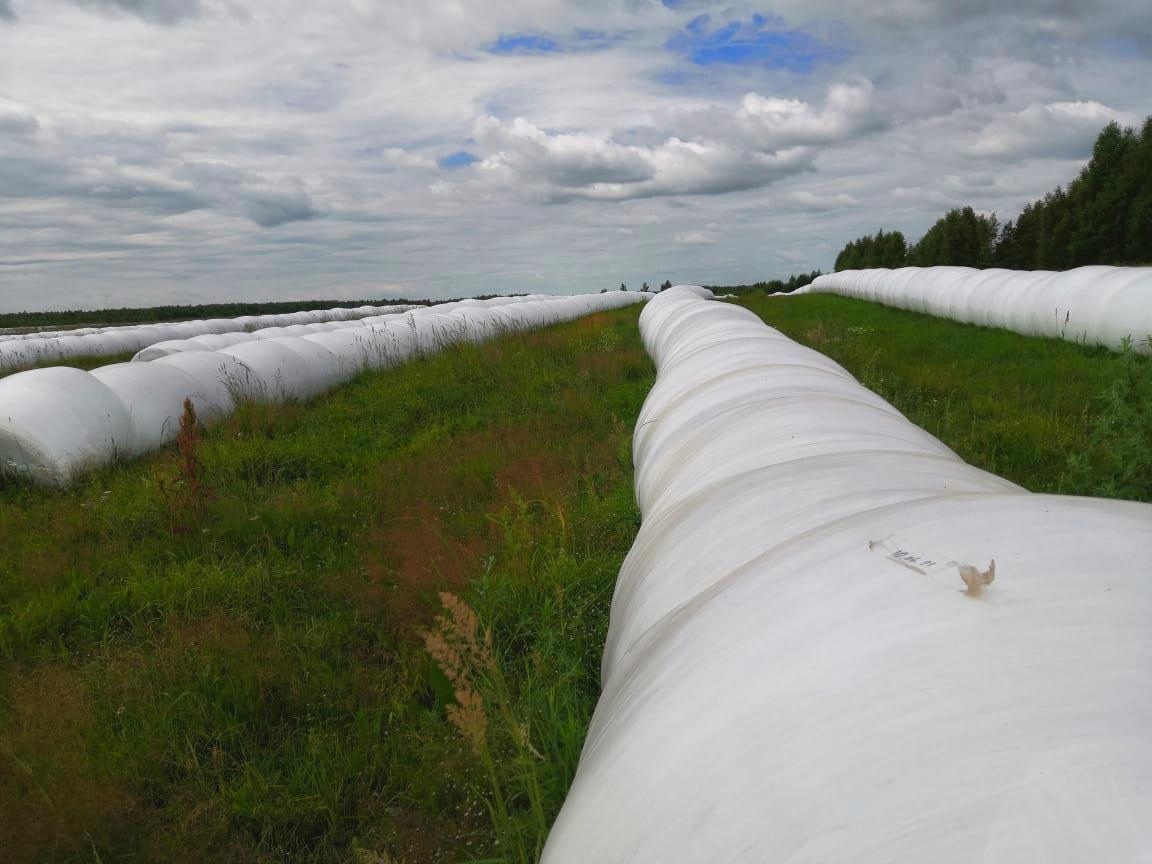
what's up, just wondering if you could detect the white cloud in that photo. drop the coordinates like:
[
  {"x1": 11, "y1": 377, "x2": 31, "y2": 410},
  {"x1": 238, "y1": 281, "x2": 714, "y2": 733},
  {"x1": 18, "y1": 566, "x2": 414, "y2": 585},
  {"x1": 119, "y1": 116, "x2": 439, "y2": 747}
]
[
  {"x1": 969, "y1": 100, "x2": 1138, "y2": 158},
  {"x1": 441, "y1": 80, "x2": 881, "y2": 204},
  {"x1": 788, "y1": 190, "x2": 858, "y2": 211},
  {"x1": 0, "y1": 0, "x2": 1149, "y2": 309},
  {"x1": 381, "y1": 147, "x2": 439, "y2": 171},
  {"x1": 472, "y1": 115, "x2": 655, "y2": 189},
  {"x1": 674, "y1": 230, "x2": 717, "y2": 245},
  {"x1": 736, "y1": 81, "x2": 882, "y2": 146}
]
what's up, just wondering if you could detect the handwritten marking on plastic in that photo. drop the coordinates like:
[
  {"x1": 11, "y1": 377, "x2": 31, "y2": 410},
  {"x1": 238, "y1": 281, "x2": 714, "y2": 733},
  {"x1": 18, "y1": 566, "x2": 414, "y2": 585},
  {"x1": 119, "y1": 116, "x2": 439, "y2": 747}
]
[{"x1": 868, "y1": 536, "x2": 997, "y2": 598}]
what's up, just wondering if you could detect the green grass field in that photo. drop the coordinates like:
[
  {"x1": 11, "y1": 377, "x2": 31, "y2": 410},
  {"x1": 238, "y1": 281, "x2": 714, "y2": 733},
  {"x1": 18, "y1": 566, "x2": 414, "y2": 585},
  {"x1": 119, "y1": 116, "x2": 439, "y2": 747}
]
[
  {"x1": 741, "y1": 292, "x2": 1150, "y2": 499},
  {"x1": 1, "y1": 309, "x2": 653, "y2": 863},
  {"x1": 1, "y1": 295, "x2": 1147, "y2": 863}
]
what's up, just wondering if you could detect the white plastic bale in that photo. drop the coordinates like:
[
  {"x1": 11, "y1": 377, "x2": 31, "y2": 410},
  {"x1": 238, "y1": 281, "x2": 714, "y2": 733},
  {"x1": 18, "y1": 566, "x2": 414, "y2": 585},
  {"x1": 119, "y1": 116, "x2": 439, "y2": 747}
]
[
  {"x1": 367, "y1": 324, "x2": 420, "y2": 368},
  {"x1": 193, "y1": 332, "x2": 260, "y2": 350},
  {"x1": 131, "y1": 322, "x2": 375, "y2": 362},
  {"x1": 0, "y1": 367, "x2": 134, "y2": 483},
  {"x1": 169, "y1": 321, "x2": 208, "y2": 339},
  {"x1": 635, "y1": 392, "x2": 960, "y2": 520},
  {"x1": 151, "y1": 351, "x2": 254, "y2": 421},
  {"x1": 402, "y1": 312, "x2": 466, "y2": 353},
  {"x1": 542, "y1": 286, "x2": 1152, "y2": 864},
  {"x1": 299, "y1": 331, "x2": 377, "y2": 374},
  {"x1": 445, "y1": 312, "x2": 487, "y2": 344},
  {"x1": 1096, "y1": 268, "x2": 1152, "y2": 347},
  {"x1": 603, "y1": 450, "x2": 1023, "y2": 679},
  {"x1": 361, "y1": 321, "x2": 419, "y2": 367},
  {"x1": 0, "y1": 304, "x2": 415, "y2": 373},
  {"x1": 134, "y1": 332, "x2": 259, "y2": 361},
  {"x1": 148, "y1": 323, "x2": 184, "y2": 341},
  {"x1": 90, "y1": 362, "x2": 208, "y2": 456},
  {"x1": 479, "y1": 306, "x2": 520, "y2": 336},
  {"x1": 632, "y1": 363, "x2": 897, "y2": 475},
  {"x1": 0, "y1": 340, "x2": 38, "y2": 370},
  {"x1": 51, "y1": 334, "x2": 90, "y2": 360},
  {"x1": 133, "y1": 340, "x2": 196, "y2": 361},
  {"x1": 2, "y1": 293, "x2": 649, "y2": 483},
  {"x1": 218, "y1": 340, "x2": 326, "y2": 402},
  {"x1": 550, "y1": 497, "x2": 1152, "y2": 864},
  {"x1": 268, "y1": 338, "x2": 350, "y2": 395},
  {"x1": 277, "y1": 324, "x2": 317, "y2": 337},
  {"x1": 653, "y1": 284, "x2": 714, "y2": 301},
  {"x1": 198, "y1": 318, "x2": 235, "y2": 335},
  {"x1": 804, "y1": 266, "x2": 1152, "y2": 353},
  {"x1": 128, "y1": 325, "x2": 170, "y2": 348}
]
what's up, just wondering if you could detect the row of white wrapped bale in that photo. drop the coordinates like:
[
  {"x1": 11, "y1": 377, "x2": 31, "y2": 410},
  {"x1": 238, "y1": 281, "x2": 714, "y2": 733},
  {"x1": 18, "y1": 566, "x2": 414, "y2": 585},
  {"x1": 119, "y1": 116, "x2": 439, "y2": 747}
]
[
  {"x1": 131, "y1": 317, "x2": 402, "y2": 362},
  {"x1": 799, "y1": 265, "x2": 1152, "y2": 353},
  {"x1": 0, "y1": 292, "x2": 647, "y2": 485},
  {"x1": 543, "y1": 286, "x2": 1152, "y2": 863},
  {"x1": 0, "y1": 303, "x2": 415, "y2": 372}
]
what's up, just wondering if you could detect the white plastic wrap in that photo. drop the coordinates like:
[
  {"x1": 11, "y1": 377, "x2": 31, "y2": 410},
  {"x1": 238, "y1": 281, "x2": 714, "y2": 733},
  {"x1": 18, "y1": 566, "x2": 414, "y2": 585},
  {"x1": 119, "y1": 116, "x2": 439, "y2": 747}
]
[
  {"x1": 0, "y1": 367, "x2": 134, "y2": 484},
  {"x1": 0, "y1": 292, "x2": 647, "y2": 484},
  {"x1": 800, "y1": 266, "x2": 1152, "y2": 353},
  {"x1": 543, "y1": 287, "x2": 1152, "y2": 864},
  {"x1": 0, "y1": 304, "x2": 416, "y2": 372},
  {"x1": 129, "y1": 296, "x2": 578, "y2": 361},
  {"x1": 89, "y1": 362, "x2": 208, "y2": 457}
]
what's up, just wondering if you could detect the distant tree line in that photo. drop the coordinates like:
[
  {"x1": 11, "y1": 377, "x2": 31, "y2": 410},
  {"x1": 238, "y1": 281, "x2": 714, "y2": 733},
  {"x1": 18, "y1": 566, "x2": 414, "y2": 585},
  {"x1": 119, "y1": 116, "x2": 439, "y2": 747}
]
[
  {"x1": 0, "y1": 295, "x2": 515, "y2": 330},
  {"x1": 0, "y1": 298, "x2": 399, "y2": 329},
  {"x1": 707, "y1": 270, "x2": 823, "y2": 295},
  {"x1": 833, "y1": 116, "x2": 1152, "y2": 271},
  {"x1": 834, "y1": 229, "x2": 908, "y2": 270},
  {"x1": 604, "y1": 280, "x2": 675, "y2": 293}
]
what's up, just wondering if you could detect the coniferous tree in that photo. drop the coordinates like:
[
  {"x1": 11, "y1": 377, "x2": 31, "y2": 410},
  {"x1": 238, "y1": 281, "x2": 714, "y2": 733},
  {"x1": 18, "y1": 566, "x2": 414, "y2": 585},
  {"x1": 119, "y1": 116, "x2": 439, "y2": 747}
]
[
  {"x1": 834, "y1": 230, "x2": 907, "y2": 270},
  {"x1": 1069, "y1": 121, "x2": 1131, "y2": 265},
  {"x1": 832, "y1": 115, "x2": 1152, "y2": 272},
  {"x1": 907, "y1": 207, "x2": 998, "y2": 267},
  {"x1": 1124, "y1": 118, "x2": 1152, "y2": 263}
]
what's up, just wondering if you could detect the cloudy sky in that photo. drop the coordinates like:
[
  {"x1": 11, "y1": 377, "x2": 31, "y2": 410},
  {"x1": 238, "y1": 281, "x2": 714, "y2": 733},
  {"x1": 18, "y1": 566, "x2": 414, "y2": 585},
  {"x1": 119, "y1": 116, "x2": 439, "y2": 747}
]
[{"x1": 0, "y1": 0, "x2": 1149, "y2": 310}]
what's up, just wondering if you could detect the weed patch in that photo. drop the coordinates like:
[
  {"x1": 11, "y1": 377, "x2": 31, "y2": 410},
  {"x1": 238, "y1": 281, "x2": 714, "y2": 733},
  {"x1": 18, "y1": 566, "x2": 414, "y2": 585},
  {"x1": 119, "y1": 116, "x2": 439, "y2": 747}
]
[{"x1": 1064, "y1": 340, "x2": 1152, "y2": 501}]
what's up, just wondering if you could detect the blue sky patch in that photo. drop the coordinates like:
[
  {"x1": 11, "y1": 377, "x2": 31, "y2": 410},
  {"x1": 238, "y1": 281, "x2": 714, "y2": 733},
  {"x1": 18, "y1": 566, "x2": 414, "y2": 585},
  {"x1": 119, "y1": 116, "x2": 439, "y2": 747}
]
[
  {"x1": 487, "y1": 33, "x2": 562, "y2": 55},
  {"x1": 652, "y1": 66, "x2": 692, "y2": 87},
  {"x1": 666, "y1": 14, "x2": 846, "y2": 73},
  {"x1": 573, "y1": 29, "x2": 630, "y2": 49},
  {"x1": 439, "y1": 150, "x2": 478, "y2": 169},
  {"x1": 1100, "y1": 36, "x2": 1147, "y2": 60},
  {"x1": 485, "y1": 29, "x2": 626, "y2": 56}
]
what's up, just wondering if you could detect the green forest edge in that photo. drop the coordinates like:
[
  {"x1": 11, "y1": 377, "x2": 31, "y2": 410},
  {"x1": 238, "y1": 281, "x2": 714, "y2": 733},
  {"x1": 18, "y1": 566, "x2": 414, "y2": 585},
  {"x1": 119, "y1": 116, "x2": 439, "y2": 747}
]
[
  {"x1": 831, "y1": 117, "x2": 1152, "y2": 271},
  {"x1": 712, "y1": 115, "x2": 1152, "y2": 294},
  {"x1": 2, "y1": 289, "x2": 1150, "y2": 863}
]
